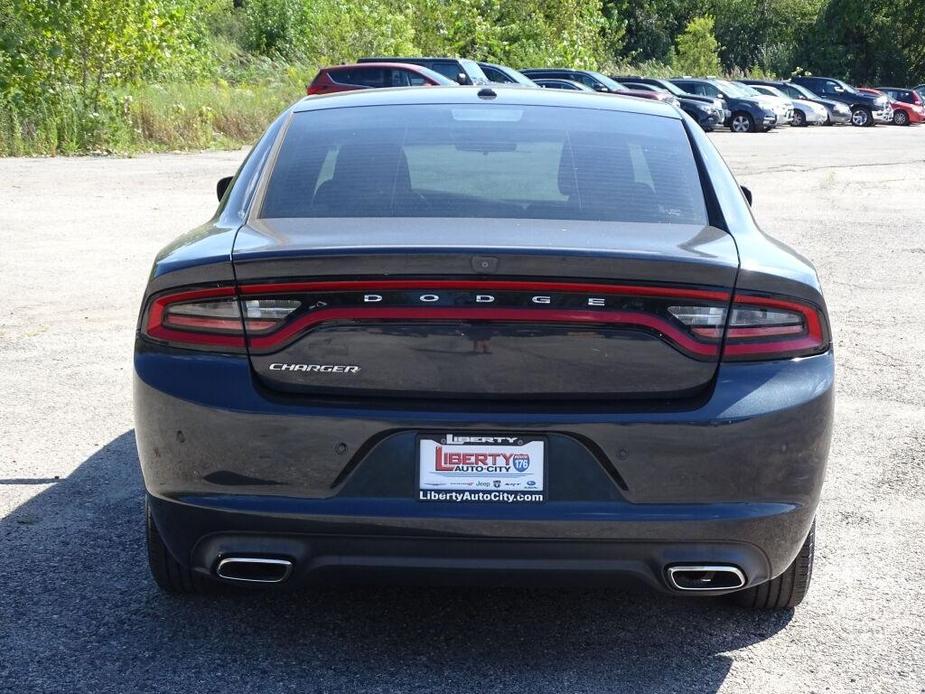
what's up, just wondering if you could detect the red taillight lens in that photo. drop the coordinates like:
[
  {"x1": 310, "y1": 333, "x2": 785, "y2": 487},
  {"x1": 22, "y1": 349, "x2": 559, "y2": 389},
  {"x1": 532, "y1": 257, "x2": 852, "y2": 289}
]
[
  {"x1": 722, "y1": 293, "x2": 827, "y2": 361},
  {"x1": 669, "y1": 293, "x2": 828, "y2": 360},
  {"x1": 143, "y1": 287, "x2": 300, "y2": 349}
]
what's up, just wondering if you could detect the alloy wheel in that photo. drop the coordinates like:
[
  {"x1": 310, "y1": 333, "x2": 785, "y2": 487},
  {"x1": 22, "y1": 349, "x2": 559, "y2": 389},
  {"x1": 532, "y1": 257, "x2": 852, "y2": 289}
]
[
  {"x1": 731, "y1": 115, "x2": 752, "y2": 133},
  {"x1": 851, "y1": 108, "x2": 870, "y2": 126}
]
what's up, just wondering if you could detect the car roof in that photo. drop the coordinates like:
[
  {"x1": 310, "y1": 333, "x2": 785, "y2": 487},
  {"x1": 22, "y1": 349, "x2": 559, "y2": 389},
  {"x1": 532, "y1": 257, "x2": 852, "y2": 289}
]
[
  {"x1": 362, "y1": 56, "x2": 465, "y2": 63},
  {"x1": 326, "y1": 62, "x2": 446, "y2": 73},
  {"x1": 291, "y1": 85, "x2": 681, "y2": 119}
]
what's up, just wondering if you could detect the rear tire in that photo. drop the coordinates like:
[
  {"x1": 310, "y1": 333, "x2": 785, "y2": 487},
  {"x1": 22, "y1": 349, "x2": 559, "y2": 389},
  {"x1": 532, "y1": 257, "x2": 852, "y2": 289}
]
[
  {"x1": 146, "y1": 499, "x2": 213, "y2": 594},
  {"x1": 730, "y1": 112, "x2": 755, "y2": 133},
  {"x1": 731, "y1": 521, "x2": 815, "y2": 609},
  {"x1": 894, "y1": 110, "x2": 909, "y2": 126}
]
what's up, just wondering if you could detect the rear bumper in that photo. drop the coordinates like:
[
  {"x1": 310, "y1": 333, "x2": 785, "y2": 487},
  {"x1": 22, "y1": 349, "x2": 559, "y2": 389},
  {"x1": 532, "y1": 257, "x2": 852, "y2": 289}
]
[
  {"x1": 149, "y1": 494, "x2": 808, "y2": 593},
  {"x1": 135, "y1": 348, "x2": 834, "y2": 591}
]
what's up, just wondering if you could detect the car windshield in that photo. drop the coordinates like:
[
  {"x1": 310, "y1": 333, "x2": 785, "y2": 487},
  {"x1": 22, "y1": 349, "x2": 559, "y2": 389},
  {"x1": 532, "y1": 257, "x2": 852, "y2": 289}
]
[
  {"x1": 833, "y1": 79, "x2": 856, "y2": 94},
  {"x1": 715, "y1": 80, "x2": 750, "y2": 98},
  {"x1": 589, "y1": 72, "x2": 625, "y2": 91},
  {"x1": 736, "y1": 84, "x2": 763, "y2": 97},
  {"x1": 261, "y1": 104, "x2": 707, "y2": 225},
  {"x1": 788, "y1": 83, "x2": 816, "y2": 100},
  {"x1": 495, "y1": 66, "x2": 536, "y2": 86},
  {"x1": 459, "y1": 59, "x2": 489, "y2": 84},
  {"x1": 761, "y1": 86, "x2": 788, "y2": 99},
  {"x1": 655, "y1": 80, "x2": 685, "y2": 96}
]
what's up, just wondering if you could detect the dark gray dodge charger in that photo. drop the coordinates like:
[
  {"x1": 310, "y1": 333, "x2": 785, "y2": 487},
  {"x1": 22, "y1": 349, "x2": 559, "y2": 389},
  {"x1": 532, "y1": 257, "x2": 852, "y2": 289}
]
[{"x1": 135, "y1": 86, "x2": 833, "y2": 609}]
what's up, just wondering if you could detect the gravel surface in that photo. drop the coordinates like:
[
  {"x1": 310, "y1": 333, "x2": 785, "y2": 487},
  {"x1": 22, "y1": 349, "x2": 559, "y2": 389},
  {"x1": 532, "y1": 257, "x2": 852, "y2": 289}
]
[{"x1": 1, "y1": 125, "x2": 923, "y2": 693}]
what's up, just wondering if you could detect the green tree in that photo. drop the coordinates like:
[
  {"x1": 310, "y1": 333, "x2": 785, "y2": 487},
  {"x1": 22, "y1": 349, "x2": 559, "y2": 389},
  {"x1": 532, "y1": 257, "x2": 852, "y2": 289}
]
[
  {"x1": 606, "y1": 0, "x2": 704, "y2": 64},
  {"x1": 670, "y1": 15, "x2": 721, "y2": 75}
]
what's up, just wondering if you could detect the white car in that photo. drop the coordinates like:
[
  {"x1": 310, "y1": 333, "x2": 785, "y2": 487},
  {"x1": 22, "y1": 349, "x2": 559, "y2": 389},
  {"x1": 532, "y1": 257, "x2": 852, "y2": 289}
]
[
  {"x1": 736, "y1": 82, "x2": 794, "y2": 124},
  {"x1": 749, "y1": 84, "x2": 827, "y2": 126}
]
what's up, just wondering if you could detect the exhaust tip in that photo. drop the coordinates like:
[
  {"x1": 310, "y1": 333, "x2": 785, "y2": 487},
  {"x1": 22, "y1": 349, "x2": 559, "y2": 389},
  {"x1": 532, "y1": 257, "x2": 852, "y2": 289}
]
[
  {"x1": 215, "y1": 557, "x2": 293, "y2": 584},
  {"x1": 666, "y1": 564, "x2": 746, "y2": 591}
]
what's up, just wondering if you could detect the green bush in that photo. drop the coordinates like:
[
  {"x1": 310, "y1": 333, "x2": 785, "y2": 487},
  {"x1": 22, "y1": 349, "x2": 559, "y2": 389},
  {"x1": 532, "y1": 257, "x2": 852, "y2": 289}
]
[{"x1": 670, "y1": 16, "x2": 722, "y2": 76}]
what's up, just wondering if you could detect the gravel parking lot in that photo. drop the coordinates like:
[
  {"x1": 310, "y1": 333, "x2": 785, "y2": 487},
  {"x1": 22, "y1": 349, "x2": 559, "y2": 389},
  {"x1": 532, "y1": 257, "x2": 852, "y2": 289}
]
[{"x1": 1, "y1": 124, "x2": 924, "y2": 693}]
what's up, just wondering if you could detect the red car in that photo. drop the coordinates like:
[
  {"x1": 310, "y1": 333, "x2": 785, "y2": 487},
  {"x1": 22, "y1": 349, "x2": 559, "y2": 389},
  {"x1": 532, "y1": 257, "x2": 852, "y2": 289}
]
[
  {"x1": 307, "y1": 63, "x2": 456, "y2": 96},
  {"x1": 859, "y1": 87, "x2": 925, "y2": 125}
]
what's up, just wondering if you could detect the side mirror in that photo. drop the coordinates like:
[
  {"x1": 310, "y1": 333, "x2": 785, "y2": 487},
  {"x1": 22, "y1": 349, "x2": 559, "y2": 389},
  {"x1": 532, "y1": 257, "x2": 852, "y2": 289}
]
[
  {"x1": 741, "y1": 185, "x2": 753, "y2": 206},
  {"x1": 216, "y1": 176, "x2": 233, "y2": 202},
  {"x1": 833, "y1": 86, "x2": 844, "y2": 93},
  {"x1": 457, "y1": 72, "x2": 468, "y2": 85},
  {"x1": 594, "y1": 85, "x2": 608, "y2": 92}
]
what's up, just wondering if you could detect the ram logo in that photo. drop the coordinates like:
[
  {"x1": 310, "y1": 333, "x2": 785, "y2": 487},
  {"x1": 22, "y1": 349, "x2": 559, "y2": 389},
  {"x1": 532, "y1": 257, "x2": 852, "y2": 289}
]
[{"x1": 268, "y1": 363, "x2": 361, "y2": 373}]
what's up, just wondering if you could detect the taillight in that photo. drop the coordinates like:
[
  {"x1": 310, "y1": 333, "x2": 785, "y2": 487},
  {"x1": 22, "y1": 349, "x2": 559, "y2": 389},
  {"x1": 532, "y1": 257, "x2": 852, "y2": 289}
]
[
  {"x1": 722, "y1": 293, "x2": 827, "y2": 361},
  {"x1": 669, "y1": 293, "x2": 828, "y2": 361},
  {"x1": 143, "y1": 286, "x2": 300, "y2": 350}
]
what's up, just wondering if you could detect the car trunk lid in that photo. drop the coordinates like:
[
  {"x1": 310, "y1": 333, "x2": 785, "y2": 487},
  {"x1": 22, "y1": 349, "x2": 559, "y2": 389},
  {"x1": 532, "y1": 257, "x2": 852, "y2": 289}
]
[{"x1": 231, "y1": 218, "x2": 739, "y2": 400}]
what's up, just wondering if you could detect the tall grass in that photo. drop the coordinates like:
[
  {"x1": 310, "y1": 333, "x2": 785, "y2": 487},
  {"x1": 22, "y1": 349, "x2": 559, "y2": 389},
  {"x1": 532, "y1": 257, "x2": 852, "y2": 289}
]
[{"x1": 0, "y1": 72, "x2": 307, "y2": 156}]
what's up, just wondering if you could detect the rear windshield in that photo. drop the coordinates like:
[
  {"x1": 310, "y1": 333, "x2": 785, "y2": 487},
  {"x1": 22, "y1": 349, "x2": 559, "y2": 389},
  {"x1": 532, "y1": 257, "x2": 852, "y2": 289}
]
[{"x1": 260, "y1": 104, "x2": 707, "y2": 224}]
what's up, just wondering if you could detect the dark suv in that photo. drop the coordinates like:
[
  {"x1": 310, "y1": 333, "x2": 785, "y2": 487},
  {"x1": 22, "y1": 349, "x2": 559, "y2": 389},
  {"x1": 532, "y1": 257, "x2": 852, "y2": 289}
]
[
  {"x1": 358, "y1": 57, "x2": 488, "y2": 85},
  {"x1": 671, "y1": 78, "x2": 777, "y2": 133},
  {"x1": 790, "y1": 76, "x2": 892, "y2": 126}
]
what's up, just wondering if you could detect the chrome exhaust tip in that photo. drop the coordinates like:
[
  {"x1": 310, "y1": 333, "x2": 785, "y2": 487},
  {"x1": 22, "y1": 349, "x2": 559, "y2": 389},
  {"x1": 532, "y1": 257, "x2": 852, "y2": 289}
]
[
  {"x1": 666, "y1": 565, "x2": 746, "y2": 591},
  {"x1": 215, "y1": 557, "x2": 293, "y2": 584}
]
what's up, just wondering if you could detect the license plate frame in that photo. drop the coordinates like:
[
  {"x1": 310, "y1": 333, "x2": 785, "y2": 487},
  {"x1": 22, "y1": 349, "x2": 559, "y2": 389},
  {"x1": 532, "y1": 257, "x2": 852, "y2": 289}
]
[{"x1": 416, "y1": 433, "x2": 546, "y2": 504}]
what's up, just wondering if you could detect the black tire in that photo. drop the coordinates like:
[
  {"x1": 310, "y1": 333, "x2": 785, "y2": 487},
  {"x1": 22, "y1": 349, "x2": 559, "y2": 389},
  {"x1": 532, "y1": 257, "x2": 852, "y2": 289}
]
[
  {"x1": 792, "y1": 110, "x2": 806, "y2": 127},
  {"x1": 894, "y1": 110, "x2": 909, "y2": 126},
  {"x1": 731, "y1": 521, "x2": 815, "y2": 609},
  {"x1": 729, "y1": 111, "x2": 755, "y2": 133},
  {"x1": 146, "y1": 499, "x2": 213, "y2": 594},
  {"x1": 851, "y1": 107, "x2": 872, "y2": 127}
]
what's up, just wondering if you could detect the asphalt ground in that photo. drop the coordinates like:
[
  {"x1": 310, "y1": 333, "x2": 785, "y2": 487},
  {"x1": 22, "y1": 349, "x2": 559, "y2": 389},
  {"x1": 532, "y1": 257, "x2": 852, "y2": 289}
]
[{"x1": 1, "y1": 122, "x2": 923, "y2": 693}]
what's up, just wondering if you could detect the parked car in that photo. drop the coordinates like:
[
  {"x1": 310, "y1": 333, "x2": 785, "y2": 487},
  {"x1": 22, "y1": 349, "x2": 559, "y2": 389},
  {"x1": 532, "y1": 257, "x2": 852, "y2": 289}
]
[
  {"x1": 915, "y1": 85, "x2": 925, "y2": 103},
  {"x1": 357, "y1": 57, "x2": 489, "y2": 85},
  {"x1": 620, "y1": 81, "x2": 724, "y2": 131},
  {"x1": 790, "y1": 76, "x2": 892, "y2": 126},
  {"x1": 138, "y1": 85, "x2": 832, "y2": 610},
  {"x1": 307, "y1": 63, "x2": 455, "y2": 95},
  {"x1": 870, "y1": 87, "x2": 925, "y2": 126},
  {"x1": 743, "y1": 83, "x2": 826, "y2": 126},
  {"x1": 521, "y1": 69, "x2": 681, "y2": 108},
  {"x1": 670, "y1": 78, "x2": 778, "y2": 132},
  {"x1": 735, "y1": 82, "x2": 793, "y2": 125},
  {"x1": 742, "y1": 80, "x2": 852, "y2": 125},
  {"x1": 617, "y1": 75, "x2": 729, "y2": 130},
  {"x1": 477, "y1": 62, "x2": 537, "y2": 86},
  {"x1": 533, "y1": 78, "x2": 594, "y2": 91},
  {"x1": 521, "y1": 68, "x2": 620, "y2": 91}
]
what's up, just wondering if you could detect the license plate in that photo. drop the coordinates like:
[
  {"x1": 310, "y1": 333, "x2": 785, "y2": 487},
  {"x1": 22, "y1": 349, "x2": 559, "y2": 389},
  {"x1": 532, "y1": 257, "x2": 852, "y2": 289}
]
[{"x1": 418, "y1": 434, "x2": 545, "y2": 503}]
